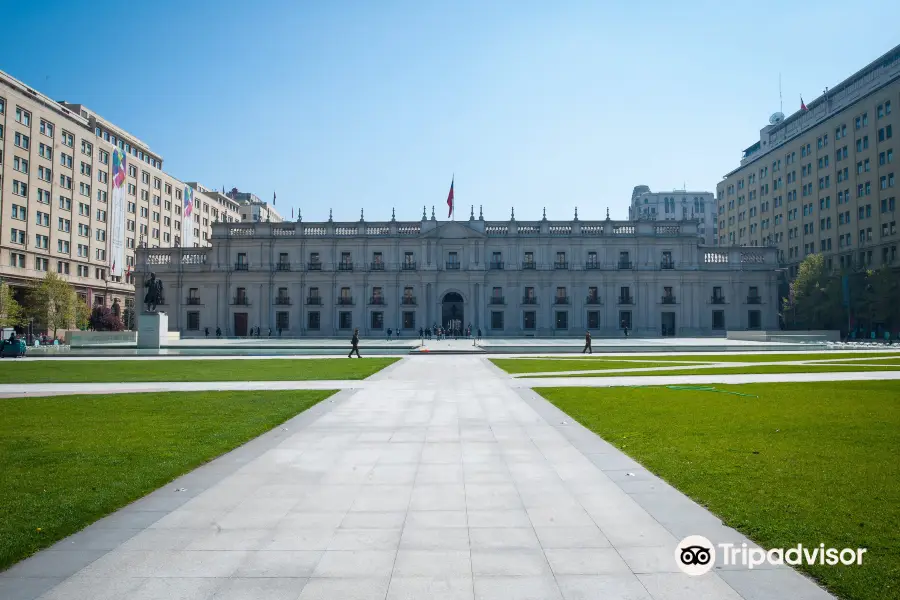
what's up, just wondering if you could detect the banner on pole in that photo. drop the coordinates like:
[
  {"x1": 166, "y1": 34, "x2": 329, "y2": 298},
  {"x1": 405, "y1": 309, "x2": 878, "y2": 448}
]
[
  {"x1": 109, "y1": 148, "x2": 127, "y2": 277},
  {"x1": 183, "y1": 185, "x2": 195, "y2": 247}
]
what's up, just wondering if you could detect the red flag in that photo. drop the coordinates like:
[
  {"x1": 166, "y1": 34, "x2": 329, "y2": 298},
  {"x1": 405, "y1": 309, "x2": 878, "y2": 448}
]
[
  {"x1": 800, "y1": 97, "x2": 808, "y2": 112},
  {"x1": 446, "y1": 177, "x2": 455, "y2": 218}
]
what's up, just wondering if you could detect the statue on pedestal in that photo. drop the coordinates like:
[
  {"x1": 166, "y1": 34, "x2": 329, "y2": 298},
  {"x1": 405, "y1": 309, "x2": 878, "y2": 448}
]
[{"x1": 143, "y1": 272, "x2": 164, "y2": 312}]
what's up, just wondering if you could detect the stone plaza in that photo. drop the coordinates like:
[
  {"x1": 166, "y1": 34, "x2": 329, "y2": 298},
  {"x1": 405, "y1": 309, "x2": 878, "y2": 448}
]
[{"x1": 0, "y1": 352, "x2": 858, "y2": 600}]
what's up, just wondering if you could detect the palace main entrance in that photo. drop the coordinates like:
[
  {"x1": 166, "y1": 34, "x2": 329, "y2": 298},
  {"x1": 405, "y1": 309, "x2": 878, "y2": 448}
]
[{"x1": 441, "y1": 291, "x2": 464, "y2": 331}]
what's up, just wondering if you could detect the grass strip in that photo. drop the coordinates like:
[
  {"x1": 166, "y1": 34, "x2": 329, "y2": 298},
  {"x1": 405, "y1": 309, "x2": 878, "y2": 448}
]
[
  {"x1": 0, "y1": 357, "x2": 398, "y2": 384},
  {"x1": 537, "y1": 382, "x2": 900, "y2": 600},
  {"x1": 0, "y1": 390, "x2": 333, "y2": 570}
]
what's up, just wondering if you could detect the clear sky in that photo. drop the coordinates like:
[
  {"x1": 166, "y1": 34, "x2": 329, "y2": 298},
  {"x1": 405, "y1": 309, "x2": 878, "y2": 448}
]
[{"x1": 4, "y1": 0, "x2": 899, "y2": 222}]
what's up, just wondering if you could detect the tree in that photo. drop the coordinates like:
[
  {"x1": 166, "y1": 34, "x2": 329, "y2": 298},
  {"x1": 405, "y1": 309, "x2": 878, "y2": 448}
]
[
  {"x1": 27, "y1": 273, "x2": 78, "y2": 337},
  {"x1": 75, "y1": 299, "x2": 92, "y2": 330},
  {"x1": 0, "y1": 281, "x2": 25, "y2": 329},
  {"x1": 853, "y1": 267, "x2": 900, "y2": 334},
  {"x1": 89, "y1": 305, "x2": 125, "y2": 332},
  {"x1": 122, "y1": 307, "x2": 136, "y2": 330},
  {"x1": 782, "y1": 254, "x2": 843, "y2": 331}
]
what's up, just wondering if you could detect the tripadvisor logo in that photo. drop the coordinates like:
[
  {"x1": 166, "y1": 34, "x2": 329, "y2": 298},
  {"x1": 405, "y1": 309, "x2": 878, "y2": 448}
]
[{"x1": 676, "y1": 536, "x2": 867, "y2": 575}]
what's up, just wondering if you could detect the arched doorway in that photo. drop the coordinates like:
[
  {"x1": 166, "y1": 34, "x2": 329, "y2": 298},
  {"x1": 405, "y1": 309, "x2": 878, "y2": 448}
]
[{"x1": 441, "y1": 291, "x2": 464, "y2": 331}]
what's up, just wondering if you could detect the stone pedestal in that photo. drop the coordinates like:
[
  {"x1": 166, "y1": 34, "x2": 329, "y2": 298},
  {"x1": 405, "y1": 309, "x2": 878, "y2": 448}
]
[{"x1": 137, "y1": 312, "x2": 169, "y2": 349}]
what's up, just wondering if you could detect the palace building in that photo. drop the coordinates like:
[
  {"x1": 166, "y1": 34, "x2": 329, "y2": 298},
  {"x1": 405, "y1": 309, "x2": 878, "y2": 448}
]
[{"x1": 135, "y1": 209, "x2": 781, "y2": 337}]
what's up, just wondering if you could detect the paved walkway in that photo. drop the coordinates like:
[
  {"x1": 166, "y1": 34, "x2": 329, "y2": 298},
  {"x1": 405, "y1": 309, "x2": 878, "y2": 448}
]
[
  {"x1": 2, "y1": 357, "x2": 838, "y2": 599},
  {"x1": 4, "y1": 368, "x2": 900, "y2": 399}
]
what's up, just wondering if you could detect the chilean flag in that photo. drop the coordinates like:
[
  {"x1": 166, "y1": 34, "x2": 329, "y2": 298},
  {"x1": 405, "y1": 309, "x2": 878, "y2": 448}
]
[
  {"x1": 446, "y1": 176, "x2": 455, "y2": 218},
  {"x1": 800, "y1": 97, "x2": 808, "y2": 112}
]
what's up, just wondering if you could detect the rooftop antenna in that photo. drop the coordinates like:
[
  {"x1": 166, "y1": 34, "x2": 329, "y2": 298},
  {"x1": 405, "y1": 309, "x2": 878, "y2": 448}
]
[{"x1": 779, "y1": 72, "x2": 783, "y2": 114}]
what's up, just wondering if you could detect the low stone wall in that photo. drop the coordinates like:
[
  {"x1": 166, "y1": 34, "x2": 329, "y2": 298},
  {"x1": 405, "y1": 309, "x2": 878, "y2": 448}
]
[
  {"x1": 65, "y1": 331, "x2": 138, "y2": 347},
  {"x1": 726, "y1": 330, "x2": 840, "y2": 343}
]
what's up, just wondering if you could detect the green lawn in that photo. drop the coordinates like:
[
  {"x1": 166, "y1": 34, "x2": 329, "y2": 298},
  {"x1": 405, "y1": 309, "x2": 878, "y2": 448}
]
[
  {"x1": 0, "y1": 390, "x2": 334, "y2": 571},
  {"x1": 490, "y1": 359, "x2": 677, "y2": 374},
  {"x1": 550, "y1": 364, "x2": 900, "y2": 377},
  {"x1": 537, "y1": 382, "x2": 900, "y2": 600},
  {"x1": 0, "y1": 357, "x2": 398, "y2": 384},
  {"x1": 514, "y1": 351, "x2": 900, "y2": 364}
]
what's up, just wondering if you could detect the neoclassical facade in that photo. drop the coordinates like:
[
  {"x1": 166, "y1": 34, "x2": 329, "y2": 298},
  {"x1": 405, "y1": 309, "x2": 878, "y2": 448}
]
[{"x1": 135, "y1": 212, "x2": 781, "y2": 337}]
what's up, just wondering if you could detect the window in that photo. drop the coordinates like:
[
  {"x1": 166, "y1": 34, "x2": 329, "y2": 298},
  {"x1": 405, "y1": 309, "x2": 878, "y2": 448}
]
[
  {"x1": 39, "y1": 142, "x2": 52, "y2": 159},
  {"x1": 11, "y1": 204, "x2": 26, "y2": 220},
  {"x1": 57, "y1": 240, "x2": 70, "y2": 254},
  {"x1": 58, "y1": 217, "x2": 71, "y2": 232},
  {"x1": 491, "y1": 311, "x2": 504, "y2": 330},
  {"x1": 61, "y1": 130, "x2": 74, "y2": 147},
  {"x1": 402, "y1": 311, "x2": 416, "y2": 330},
  {"x1": 10, "y1": 229, "x2": 26, "y2": 245},
  {"x1": 276, "y1": 312, "x2": 289, "y2": 331},
  {"x1": 35, "y1": 257, "x2": 49, "y2": 272},
  {"x1": 555, "y1": 311, "x2": 568, "y2": 330},
  {"x1": 15, "y1": 107, "x2": 31, "y2": 126},
  {"x1": 35, "y1": 211, "x2": 50, "y2": 227},
  {"x1": 748, "y1": 310, "x2": 761, "y2": 330},
  {"x1": 370, "y1": 311, "x2": 383, "y2": 330},
  {"x1": 523, "y1": 311, "x2": 536, "y2": 330},
  {"x1": 338, "y1": 311, "x2": 352, "y2": 330},
  {"x1": 9, "y1": 253, "x2": 25, "y2": 268},
  {"x1": 712, "y1": 310, "x2": 725, "y2": 330},
  {"x1": 13, "y1": 156, "x2": 28, "y2": 174},
  {"x1": 57, "y1": 261, "x2": 70, "y2": 275},
  {"x1": 187, "y1": 312, "x2": 200, "y2": 331}
]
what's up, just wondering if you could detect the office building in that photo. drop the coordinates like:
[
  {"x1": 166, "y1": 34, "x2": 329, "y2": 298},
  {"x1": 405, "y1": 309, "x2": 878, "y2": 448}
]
[
  {"x1": 716, "y1": 45, "x2": 899, "y2": 276},
  {"x1": 0, "y1": 70, "x2": 242, "y2": 310},
  {"x1": 628, "y1": 185, "x2": 718, "y2": 245}
]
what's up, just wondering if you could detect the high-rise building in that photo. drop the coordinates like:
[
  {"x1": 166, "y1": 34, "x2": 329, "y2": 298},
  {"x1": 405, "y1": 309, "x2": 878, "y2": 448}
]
[
  {"x1": 0, "y1": 69, "x2": 241, "y2": 311},
  {"x1": 716, "y1": 45, "x2": 899, "y2": 277},
  {"x1": 224, "y1": 188, "x2": 284, "y2": 223},
  {"x1": 628, "y1": 185, "x2": 718, "y2": 245}
]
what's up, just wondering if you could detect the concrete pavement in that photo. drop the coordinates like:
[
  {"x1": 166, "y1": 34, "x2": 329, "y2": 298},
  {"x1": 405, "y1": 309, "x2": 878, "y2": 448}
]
[{"x1": 1, "y1": 356, "x2": 839, "y2": 599}]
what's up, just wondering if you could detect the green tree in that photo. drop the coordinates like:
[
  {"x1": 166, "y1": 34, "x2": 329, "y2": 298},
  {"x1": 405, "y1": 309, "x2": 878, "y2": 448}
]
[
  {"x1": 783, "y1": 254, "x2": 844, "y2": 330},
  {"x1": 855, "y1": 267, "x2": 900, "y2": 333},
  {"x1": 0, "y1": 281, "x2": 26, "y2": 328},
  {"x1": 75, "y1": 299, "x2": 92, "y2": 330},
  {"x1": 27, "y1": 273, "x2": 78, "y2": 337}
]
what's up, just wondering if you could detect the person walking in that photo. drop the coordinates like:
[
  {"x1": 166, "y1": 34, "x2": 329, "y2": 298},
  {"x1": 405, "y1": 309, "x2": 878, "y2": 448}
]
[
  {"x1": 204, "y1": 327, "x2": 209, "y2": 338},
  {"x1": 582, "y1": 330, "x2": 592, "y2": 354},
  {"x1": 621, "y1": 320, "x2": 629, "y2": 337},
  {"x1": 216, "y1": 326, "x2": 222, "y2": 338},
  {"x1": 387, "y1": 328, "x2": 392, "y2": 341},
  {"x1": 348, "y1": 328, "x2": 361, "y2": 358}
]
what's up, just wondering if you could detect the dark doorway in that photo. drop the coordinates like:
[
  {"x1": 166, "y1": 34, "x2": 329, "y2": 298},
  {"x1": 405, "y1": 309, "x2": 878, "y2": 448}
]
[
  {"x1": 661, "y1": 311, "x2": 676, "y2": 336},
  {"x1": 233, "y1": 312, "x2": 248, "y2": 336},
  {"x1": 441, "y1": 291, "x2": 464, "y2": 331}
]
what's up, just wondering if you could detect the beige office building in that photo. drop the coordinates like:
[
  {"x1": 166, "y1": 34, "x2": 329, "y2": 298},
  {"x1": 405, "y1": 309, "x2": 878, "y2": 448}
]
[
  {"x1": 717, "y1": 45, "x2": 899, "y2": 277},
  {"x1": 0, "y1": 70, "x2": 241, "y2": 312}
]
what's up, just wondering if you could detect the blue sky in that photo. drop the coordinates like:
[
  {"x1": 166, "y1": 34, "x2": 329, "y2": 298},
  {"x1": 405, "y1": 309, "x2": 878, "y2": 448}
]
[{"x1": 4, "y1": 0, "x2": 899, "y2": 222}]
